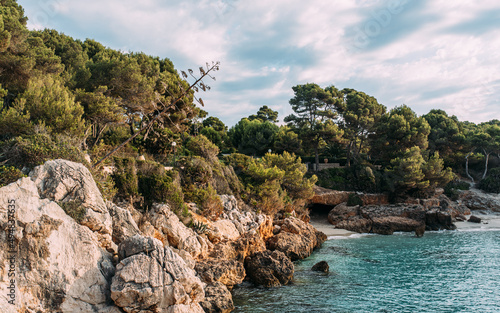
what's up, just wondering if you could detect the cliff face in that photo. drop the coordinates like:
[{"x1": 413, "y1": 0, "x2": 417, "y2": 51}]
[{"x1": 0, "y1": 159, "x2": 324, "y2": 313}]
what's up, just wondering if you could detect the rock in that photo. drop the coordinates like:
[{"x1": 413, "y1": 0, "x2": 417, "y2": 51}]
[
  {"x1": 425, "y1": 209, "x2": 456, "y2": 230},
  {"x1": 311, "y1": 261, "x2": 329, "y2": 273},
  {"x1": 244, "y1": 250, "x2": 294, "y2": 287},
  {"x1": 336, "y1": 216, "x2": 372, "y2": 233},
  {"x1": 29, "y1": 160, "x2": 112, "y2": 238},
  {"x1": 328, "y1": 203, "x2": 359, "y2": 225},
  {"x1": 0, "y1": 177, "x2": 116, "y2": 313},
  {"x1": 372, "y1": 216, "x2": 426, "y2": 235},
  {"x1": 195, "y1": 259, "x2": 245, "y2": 287},
  {"x1": 143, "y1": 203, "x2": 209, "y2": 259},
  {"x1": 267, "y1": 217, "x2": 324, "y2": 261},
  {"x1": 459, "y1": 190, "x2": 500, "y2": 212},
  {"x1": 311, "y1": 186, "x2": 389, "y2": 207},
  {"x1": 199, "y1": 282, "x2": 234, "y2": 313},
  {"x1": 468, "y1": 215, "x2": 482, "y2": 223},
  {"x1": 111, "y1": 235, "x2": 205, "y2": 313},
  {"x1": 108, "y1": 202, "x2": 140, "y2": 244}
]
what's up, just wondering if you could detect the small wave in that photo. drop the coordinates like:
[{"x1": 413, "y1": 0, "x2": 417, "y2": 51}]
[{"x1": 327, "y1": 233, "x2": 375, "y2": 240}]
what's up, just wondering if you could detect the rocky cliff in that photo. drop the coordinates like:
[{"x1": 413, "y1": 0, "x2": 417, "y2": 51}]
[{"x1": 0, "y1": 159, "x2": 324, "y2": 313}]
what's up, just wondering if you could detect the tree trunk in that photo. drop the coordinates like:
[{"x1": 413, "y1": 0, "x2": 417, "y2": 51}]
[
  {"x1": 482, "y1": 149, "x2": 491, "y2": 180},
  {"x1": 465, "y1": 152, "x2": 474, "y2": 182},
  {"x1": 315, "y1": 145, "x2": 319, "y2": 172},
  {"x1": 346, "y1": 141, "x2": 352, "y2": 167}
]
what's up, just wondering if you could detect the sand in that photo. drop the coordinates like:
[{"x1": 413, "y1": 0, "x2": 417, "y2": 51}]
[{"x1": 309, "y1": 212, "x2": 500, "y2": 239}]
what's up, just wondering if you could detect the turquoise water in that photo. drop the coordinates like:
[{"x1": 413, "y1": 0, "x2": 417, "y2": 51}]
[{"x1": 232, "y1": 229, "x2": 500, "y2": 313}]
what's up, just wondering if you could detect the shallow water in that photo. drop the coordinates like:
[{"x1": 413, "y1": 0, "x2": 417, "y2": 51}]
[{"x1": 232, "y1": 229, "x2": 500, "y2": 313}]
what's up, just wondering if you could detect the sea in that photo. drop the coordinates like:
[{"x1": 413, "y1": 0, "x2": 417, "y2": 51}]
[{"x1": 232, "y1": 226, "x2": 500, "y2": 313}]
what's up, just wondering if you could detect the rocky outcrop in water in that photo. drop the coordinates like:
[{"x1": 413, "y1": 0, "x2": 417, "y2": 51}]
[{"x1": 244, "y1": 250, "x2": 294, "y2": 287}]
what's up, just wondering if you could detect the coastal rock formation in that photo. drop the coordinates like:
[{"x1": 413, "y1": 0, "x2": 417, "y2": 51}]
[
  {"x1": 311, "y1": 261, "x2": 329, "y2": 273},
  {"x1": 111, "y1": 235, "x2": 205, "y2": 313},
  {"x1": 267, "y1": 217, "x2": 325, "y2": 261},
  {"x1": 195, "y1": 259, "x2": 245, "y2": 287},
  {"x1": 468, "y1": 215, "x2": 482, "y2": 223},
  {"x1": 29, "y1": 159, "x2": 114, "y2": 251},
  {"x1": 200, "y1": 282, "x2": 234, "y2": 313},
  {"x1": 0, "y1": 177, "x2": 116, "y2": 313},
  {"x1": 311, "y1": 186, "x2": 389, "y2": 207},
  {"x1": 142, "y1": 203, "x2": 210, "y2": 259},
  {"x1": 460, "y1": 189, "x2": 500, "y2": 212},
  {"x1": 108, "y1": 202, "x2": 141, "y2": 244},
  {"x1": 244, "y1": 250, "x2": 294, "y2": 287}
]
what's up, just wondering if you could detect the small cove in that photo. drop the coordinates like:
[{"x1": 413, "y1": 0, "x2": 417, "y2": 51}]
[{"x1": 232, "y1": 226, "x2": 500, "y2": 313}]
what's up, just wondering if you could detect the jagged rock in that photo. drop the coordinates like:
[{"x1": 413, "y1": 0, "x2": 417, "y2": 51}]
[
  {"x1": 111, "y1": 235, "x2": 205, "y2": 313},
  {"x1": 460, "y1": 189, "x2": 500, "y2": 212},
  {"x1": 372, "y1": 216, "x2": 425, "y2": 235},
  {"x1": 108, "y1": 202, "x2": 140, "y2": 244},
  {"x1": 425, "y1": 209, "x2": 456, "y2": 230},
  {"x1": 267, "y1": 217, "x2": 324, "y2": 261},
  {"x1": 29, "y1": 160, "x2": 112, "y2": 238},
  {"x1": 0, "y1": 177, "x2": 116, "y2": 313},
  {"x1": 219, "y1": 195, "x2": 274, "y2": 241},
  {"x1": 311, "y1": 186, "x2": 389, "y2": 206},
  {"x1": 195, "y1": 259, "x2": 245, "y2": 287},
  {"x1": 143, "y1": 203, "x2": 210, "y2": 259},
  {"x1": 336, "y1": 216, "x2": 373, "y2": 233},
  {"x1": 328, "y1": 203, "x2": 359, "y2": 225},
  {"x1": 468, "y1": 215, "x2": 482, "y2": 223},
  {"x1": 199, "y1": 282, "x2": 234, "y2": 313},
  {"x1": 244, "y1": 250, "x2": 294, "y2": 287},
  {"x1": 311, "y1": 261, "x2": 329, "y2": 273}
]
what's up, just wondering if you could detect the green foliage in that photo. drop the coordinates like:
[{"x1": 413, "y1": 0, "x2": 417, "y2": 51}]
[
  {"x1": 111, "y1": 157, "x2": 139, "y2": 199},
  {"x1": 138, "y1": 169, "x2": 186, "y2": 214},
  {"x1": 248, "y1": 105, "x2": 279, "y2": 123},
  {"x1": 186, "y1": 134, "x2": 220, "y2": 162},
  {"x1": 285, "y1": 83, "x2": 343, "y2": 168},
  {"x1": 478, "y1": 168, "x2": 500, "y2": 193},
  {"x1": 229, "y1": 119, "x2": 279, "y2": 157},
  {"x1": 0, "y1": 165, "x2": 25, "y2": 187},
  {"x1": 444, "y1": 180, "x2": 470, "y2": 200},
  {"x1": 184, "y1": 184, "x2": 223, "y2": 219},
  {"x1": 58, "y1": 200, "x2": 85, "y2": 223},
  {"x1": 347, "y1": 193, "x2": 363, "y2": 206},
  {"x1": 0, "y1": 130, "x2": 85, "y2": 168},
  {"x1": 191, "y1": 220, "x2": 208, "y2": 234},
  {"x1": 274, "y1": 126, "x2": 302, "y2": 155}
]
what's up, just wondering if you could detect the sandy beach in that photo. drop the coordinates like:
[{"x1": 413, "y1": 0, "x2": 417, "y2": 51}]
[{"x1": 310, "y1": 212, "x2": 500, "y2": 239}]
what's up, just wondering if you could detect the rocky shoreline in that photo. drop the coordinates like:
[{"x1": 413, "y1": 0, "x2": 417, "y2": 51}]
[
  {"x1": 1, "y1": 160, "x2": 498, "y2": 313},
  {"x1": 0, "y1": 159, "x2": 324, "y2": 313}
]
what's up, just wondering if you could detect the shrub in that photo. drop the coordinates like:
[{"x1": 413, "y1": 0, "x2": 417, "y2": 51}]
[
  {"x1": 478, "y1": 168, "x2": 500, "y2": 193},
  {"x1": 0, "y1": 166, "x2": 26, "y2": 187},
  {"x1": 347, "y1": 193, "x2": 363, "y2": 206},
  {"x1": 58, "y1": 200, "x2": 86, "y2": 223},
  {"x1": 1, "y1": 131, "x2": 85, "y2": 169},
  {"x1": 112, "y1": 157, "x2": 139, "y2": 199},
  {"x1": 184, "y1": 184, "x2": 223, "y2": 220},
  {"x1": 138, "y1": 170, "x2": 186, "y2": 214}
]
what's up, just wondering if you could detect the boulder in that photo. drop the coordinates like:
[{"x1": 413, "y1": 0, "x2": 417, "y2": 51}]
[
  {"x1": 311, "y1": 261, "x2": 329, "y2": 273},
  {"x1": 267, "y1": 217, "x2": 324, "y2": 261},
  {"x1": 425, "y1": 209, "x2": 456, "y2": 230},
  {"x1": 143, "y1": 203, "x2": 209, "y2": 259},
  {"x1": 111, "y1": 235, "x2": 205, "y2": 313},
  {"x1": 29, "y1": 160, "x2": 112, "y2": 238},
  {"x1": 371, "y1": 216, "x2": 425, "y2": 235},
  {"x1": 468, "y1": 215, "x2": 482, "y2": 223},
  {"x1": 328, "y1": 203, "x2": 359, "y2": 225},
  {"x1": 199, "y1": 282, "x2": 234, "y2": 313},
  {"x1": 108, "y1": 202, "x2": 140, "y2": 244},
  {"x1": 244, "y1": 250, "x2": 294, "y2": 287},
  {"x1": 311, "y1": 186, "x2": 388, "y2": 206},
  {"x1": 336, "y1": 216, "x2": 372, "y2": 233},
  {"x1": 0, "y1": 177, "x2": 116, "y2": 313},
  {"x1": 195, "y1": 259, "x2": 245, "y2": 287}
]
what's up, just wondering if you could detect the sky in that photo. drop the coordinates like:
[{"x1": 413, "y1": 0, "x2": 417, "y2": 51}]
[{"x1": 20, "y1": 0, "x2": 500, "y2": 127}]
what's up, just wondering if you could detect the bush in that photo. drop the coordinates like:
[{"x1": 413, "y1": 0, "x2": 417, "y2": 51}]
[
  {"x1": 444, "y1": 180, "x2": 471, "y2": 200},
  {"x1": 347, "y1": 193, "x2": 363, "y2": 206},
  {"x1": 478, "y1": 168, "x2": 500, "y2": 193},
  {"x1": 1, "y1": 131, "x2": 85, "y2": 169},
  {"x1": 0, "y1": 166, "x2": 26, "y2": 187},
  {"x1": 138, "y1": 170, "x2": 186, "y2": 214},
  {"x1": 184, "y1": 184, "x2": 223, "y2": 220},
  {"x1": 112, "y1": 157, "x2": 139, "y2": 199},
  {"x1": 58, "y1": 200, "x2": 86, "y2": 223}
]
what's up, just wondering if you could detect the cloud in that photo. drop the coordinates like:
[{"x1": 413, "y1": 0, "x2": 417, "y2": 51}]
[{"x1": 19, "y1": 0, "x2": 500, "y2": 127}]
